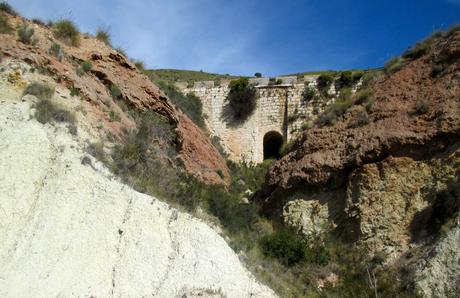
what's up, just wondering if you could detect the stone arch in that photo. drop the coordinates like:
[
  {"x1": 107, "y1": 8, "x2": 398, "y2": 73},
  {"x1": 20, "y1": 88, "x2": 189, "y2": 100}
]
[{"x1": 263, "y1": 131, "x2": 284, "y2": 160}]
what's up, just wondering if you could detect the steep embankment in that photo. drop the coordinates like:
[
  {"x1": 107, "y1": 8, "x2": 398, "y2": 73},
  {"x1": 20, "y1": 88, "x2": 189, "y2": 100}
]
[
  {"x1": 263, "y1": 27, "x2": 460, "y2": 296},
  {"x1": 0, "y1": 12, "x2": 229, "y2": 185},
  {"x1": 0, "y1": 82, "x2": 275, "y2": 297}
]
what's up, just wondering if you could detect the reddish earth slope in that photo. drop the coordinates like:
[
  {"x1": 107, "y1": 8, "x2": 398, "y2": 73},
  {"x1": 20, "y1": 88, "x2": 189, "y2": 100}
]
[
  {"x1": 0, "y1": 12, "x2": 229, "y2": 185},
  {"x1": 265, "y1": 28, "x2": 460, "y2": 197}
]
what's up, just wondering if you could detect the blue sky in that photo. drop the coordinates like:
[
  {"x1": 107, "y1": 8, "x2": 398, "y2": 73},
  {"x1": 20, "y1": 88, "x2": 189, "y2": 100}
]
[{"x1": 8, "y1": 0, "x2": 460, "y2": 76}]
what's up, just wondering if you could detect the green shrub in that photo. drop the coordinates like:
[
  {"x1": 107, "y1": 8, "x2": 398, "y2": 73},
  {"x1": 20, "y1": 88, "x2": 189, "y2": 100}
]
[
  {"x1": 53, "y1": 20, "x2": 80, "y2": 46},
  {"x1": 115, "y1": 47, "x2": 127, "y2": 57},
  {"x1": 96, "y1": 27, "x2": 111, "y2": 46},
  {"x1": 23, "y1": 82, "x2": 55, "y2": 100},
  {"x1": 352, "y1": 70, "x2": 365, "y2": 82},
  {"x1": 335, "y1": 71, "x2": 353, "y2": 90},
  {"x1": 0, "y1": 14, "x2": 12, "y2": 33},
  {"x1": 402, "y1": 31, "x2": 442, "y2": 60},
  {"x1": 302, "y1": 86, "x2": 318, "y2": 102},
  {"x1": 34, "y1": 99, "x2": 76, "y2": 125},
  {"x1": 77, "y1": 60, "x2": 92, "y2": 76},
  {"x1": 109, "y1": 110, "x2": 120, "y2": 122},
  {"x1": 17, "y1": 24, "x2": 35, "y2": 44},
  {"x1": 70, "y1": 87, "x2": 80, "y2": 97},
  {"x1": 316, "y1": 98, "x2": 353, "y2": 126},
  {"x1": 133, "y1": 60, "x2": 145, "y2": 71},
  {"x1": 260, "y1": 229, "x2": 307, "y2": 266},
  {"x1": 155, "y1": 80, "x2": 206, "y2": 129},
  {"x1": 316, "y1": 73, "x2": 334, "y2": 94},
  {"x1": 384, "y1": 57, "x2": 403, "y2": 74},
  {"x1": 226, "y1": 77, "x2": 257, "y2": 119},
  {"x1": 301, "y1": 121, "x2": 313, "y2": 130},
  {"x1": 254, "y1": 72, "x2": 262, "y2": 78},
  {"x1": 31, "y1": 18, "x2": 45, "y2": 26},
  {"x1": 48, "y1": 42, "x2": 63, "y2": 61},
  {"x1": 0, "y1": 2, "x2": 17, "y2": 16}
]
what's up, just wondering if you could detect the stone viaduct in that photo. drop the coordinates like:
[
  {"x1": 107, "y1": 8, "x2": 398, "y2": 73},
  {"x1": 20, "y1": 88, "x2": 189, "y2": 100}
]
[{"x1": 176, "y1": 76, "x2": 340, "y2": 163}]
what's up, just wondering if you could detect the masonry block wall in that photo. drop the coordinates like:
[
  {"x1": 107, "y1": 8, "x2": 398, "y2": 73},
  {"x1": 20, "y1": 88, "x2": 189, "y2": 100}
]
[{"x1": 178, "y1": 76, "x2": 340, "y2": 163}]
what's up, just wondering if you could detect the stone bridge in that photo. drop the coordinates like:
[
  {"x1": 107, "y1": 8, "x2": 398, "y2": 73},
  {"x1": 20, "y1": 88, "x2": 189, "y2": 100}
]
[{"x1": 177, "y1": 76, "x2": 339, "y2": 163}]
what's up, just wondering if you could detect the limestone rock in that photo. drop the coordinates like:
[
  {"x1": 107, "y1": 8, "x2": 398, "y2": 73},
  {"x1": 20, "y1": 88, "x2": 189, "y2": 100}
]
[{"x1": 0, "y1": 99, "x2": 275, "y2": 297}]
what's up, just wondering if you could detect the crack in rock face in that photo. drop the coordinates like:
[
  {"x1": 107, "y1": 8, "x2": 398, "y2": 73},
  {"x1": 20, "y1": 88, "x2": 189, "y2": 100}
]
[{"x1": 0, "y1": 97, "x2": 276, "y2": 297}]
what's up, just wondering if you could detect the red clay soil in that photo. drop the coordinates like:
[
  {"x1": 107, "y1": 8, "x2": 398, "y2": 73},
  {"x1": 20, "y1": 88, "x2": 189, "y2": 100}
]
[
  {"x1": 265, "y1": 28, "x2": 460, "y2": 196},
  {"x1": 0, "y1": 13, "x2": 229, "y2": 185}
]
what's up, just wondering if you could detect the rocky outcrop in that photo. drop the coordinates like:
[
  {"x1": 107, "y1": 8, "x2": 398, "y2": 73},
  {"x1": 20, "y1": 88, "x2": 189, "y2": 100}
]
[
  {"x1": 0, "y1": 12, "x2": 229, "y2": 185},
  {"x1": 265, "y1": 29, "x2": 460, "y2": 194},
  {"x1": 262, "y1": 28, "x2": 460, "y2": 296},
  {"x1": 0, "y1": 94, "x2": 274, "y2": 297}
]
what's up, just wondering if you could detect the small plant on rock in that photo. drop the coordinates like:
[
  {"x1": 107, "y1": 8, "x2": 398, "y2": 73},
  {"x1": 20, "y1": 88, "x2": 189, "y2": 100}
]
[
  {"x1": 96, "y1": 27, "x2": 111, "y2": 46},
  {"x1": 76, "y1": 60, "x2": 92, "y2": 76},
  {"x1": 53, "y1": 19, "x2": 80, "y2": 46},
  {"x1": 48, "y1": 43, "x2": 63, "y2": 61},
  {"x1": 17, "y1": 24, "x2": 35, "y2": 44}
]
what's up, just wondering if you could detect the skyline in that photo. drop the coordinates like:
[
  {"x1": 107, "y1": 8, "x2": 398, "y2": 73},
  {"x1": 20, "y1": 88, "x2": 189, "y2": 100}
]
[{"x1": 8, "y1": 0, "x2": 460, "y2": 76}]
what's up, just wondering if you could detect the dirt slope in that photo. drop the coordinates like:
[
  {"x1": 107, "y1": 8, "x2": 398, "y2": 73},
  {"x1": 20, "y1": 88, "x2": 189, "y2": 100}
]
[{"x1": 0, "y1": 12, "x2": 229, "y2": 185}]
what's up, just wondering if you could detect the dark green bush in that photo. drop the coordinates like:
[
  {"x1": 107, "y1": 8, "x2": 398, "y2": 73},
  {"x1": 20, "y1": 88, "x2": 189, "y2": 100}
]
[
  {"x1": 302, "y1": 86, "x2": 318, "y2": 102},
  {"x1": 316, "y1": 73, "x2": 334, "y2": 94},
  {"x1": 0, "y1": 14, "x2": 12, "y2": 33},
  {"x1": 96, "y1": 27, "x2": 111, "y2": 46},
  {"x1": 260, "y1": 229, "x2": 307, "y2": 266},
  {"x1": 24, "y1": 82, "x2": 55, "y2": 100},
  {"x1": 226, "y1": 77, "x2": 257, "y2": 119},
  {"x1": 32, "y1": 18, "x2": 45, "y2": 26},
  {"x1": 335, "y1": 71, "x2": 353, "y2": 90},
  {"x1": 352, "y1": 70, "x2": 365, "y2": 82},
  {"x1": 48, "y1": 42, "x2": 63, "y2": 61},
  {"x1": 155, "y1": 80, "x2": 205, "y2": 129},
  {"x1": 0, "y1": 2, "x2": 17, "y2": 16},
  {"x1": 53, "y1": 20, "x2": 80, "y2": 46},
  {"x1": 254, "y1": 72, "x2": 262, "y2": 78},
  {"x1": 34, "y1": 99, "x2": 76, "y2": 125}
]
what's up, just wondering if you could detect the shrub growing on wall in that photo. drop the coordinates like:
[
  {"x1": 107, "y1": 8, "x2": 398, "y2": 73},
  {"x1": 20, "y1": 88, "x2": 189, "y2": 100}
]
[
  {"x1": 316, "y1": 73, "x2": 334, "y2": 95},
  {"x1": 226, "y1": 77, "x2": 257, "y2": 119}
]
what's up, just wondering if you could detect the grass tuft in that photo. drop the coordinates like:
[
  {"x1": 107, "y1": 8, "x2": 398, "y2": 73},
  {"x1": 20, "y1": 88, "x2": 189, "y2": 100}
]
[{"x1": 53, "y1": 19, "x2": 80, "y2": 46}]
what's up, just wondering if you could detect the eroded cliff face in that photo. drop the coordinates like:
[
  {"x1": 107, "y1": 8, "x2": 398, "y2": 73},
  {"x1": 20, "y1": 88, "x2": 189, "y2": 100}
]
[
  {"x1": 0, "y1": 85, "x2": 275, "y2": 298},
  {"x1": 0, "y1": 12, "x2": 229, "y2": 185},
  {"x1": 263, "y1": 28, "x2": 460, "y2": 296}
]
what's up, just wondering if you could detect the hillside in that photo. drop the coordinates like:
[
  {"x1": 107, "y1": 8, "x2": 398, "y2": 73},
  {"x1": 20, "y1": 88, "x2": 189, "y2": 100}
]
[
  {"x1": 262, "y1": 25, "x2": 460, "y2": 296},
  {"x1": 0, "y1": 10, "x2": 230, "y2": 186}
]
